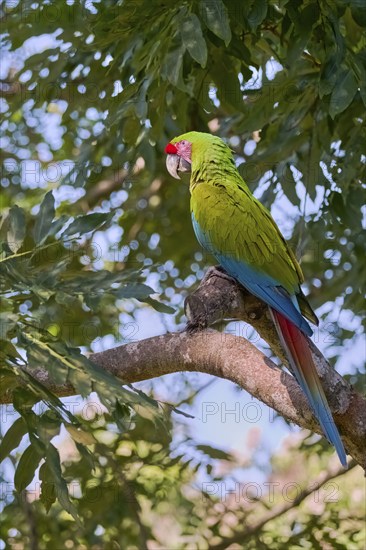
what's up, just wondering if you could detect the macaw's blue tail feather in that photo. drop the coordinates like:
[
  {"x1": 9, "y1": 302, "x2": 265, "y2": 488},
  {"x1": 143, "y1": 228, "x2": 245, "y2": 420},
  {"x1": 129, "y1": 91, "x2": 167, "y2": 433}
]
[{"x1": 271, "y1": 309, "x2": 347, "y2": 468}]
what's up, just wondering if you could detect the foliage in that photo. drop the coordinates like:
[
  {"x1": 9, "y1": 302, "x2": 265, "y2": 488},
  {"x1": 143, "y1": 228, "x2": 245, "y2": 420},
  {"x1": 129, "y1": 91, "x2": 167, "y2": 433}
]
[{"x1": 0, "y1": 0, "x2": 365, "y2": 547}]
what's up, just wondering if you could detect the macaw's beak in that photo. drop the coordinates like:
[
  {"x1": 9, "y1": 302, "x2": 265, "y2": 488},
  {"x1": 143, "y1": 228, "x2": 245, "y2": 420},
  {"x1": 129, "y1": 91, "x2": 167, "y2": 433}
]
[{"x1": 165, "y1": 154, "x2": 191, "y2": 180}]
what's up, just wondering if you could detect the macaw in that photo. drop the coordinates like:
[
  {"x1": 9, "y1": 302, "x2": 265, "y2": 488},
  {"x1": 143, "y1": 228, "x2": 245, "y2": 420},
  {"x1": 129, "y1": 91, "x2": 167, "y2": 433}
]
[{"x1": 165, "y1": 131, "x2": 347, "y2": 467}]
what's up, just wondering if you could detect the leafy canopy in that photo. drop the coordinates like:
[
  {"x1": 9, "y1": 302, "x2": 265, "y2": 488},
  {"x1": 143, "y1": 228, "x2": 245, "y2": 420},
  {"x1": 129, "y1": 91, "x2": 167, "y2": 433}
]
[{"x1": 0, "y1": 0, "x2": 365, "y2": 547}]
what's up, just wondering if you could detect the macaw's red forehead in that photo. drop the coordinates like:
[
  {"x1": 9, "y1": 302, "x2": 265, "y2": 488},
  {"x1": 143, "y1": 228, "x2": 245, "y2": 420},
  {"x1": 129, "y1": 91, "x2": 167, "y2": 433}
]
[{"x1": 164, "y1": 143, "x2": 178, "y2": 154}]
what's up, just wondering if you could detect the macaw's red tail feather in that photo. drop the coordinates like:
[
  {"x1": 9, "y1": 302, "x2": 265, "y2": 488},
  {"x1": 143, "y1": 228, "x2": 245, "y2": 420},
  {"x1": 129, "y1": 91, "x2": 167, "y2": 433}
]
[{"x1": 271, "y1": 309, "x2": 347, "y2": 467}]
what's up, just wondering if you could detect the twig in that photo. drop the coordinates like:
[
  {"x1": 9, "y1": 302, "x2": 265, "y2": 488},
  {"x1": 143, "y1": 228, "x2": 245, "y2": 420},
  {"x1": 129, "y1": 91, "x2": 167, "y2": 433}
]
[{"x1": 209, "y1": 460, "x2": 357, "y2": 550}]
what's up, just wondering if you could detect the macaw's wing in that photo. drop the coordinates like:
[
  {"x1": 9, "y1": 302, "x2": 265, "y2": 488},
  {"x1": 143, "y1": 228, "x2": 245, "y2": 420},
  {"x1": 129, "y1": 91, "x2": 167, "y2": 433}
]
[{"x1": 191, "y1": 182, "x2": 315, "y2": 335}]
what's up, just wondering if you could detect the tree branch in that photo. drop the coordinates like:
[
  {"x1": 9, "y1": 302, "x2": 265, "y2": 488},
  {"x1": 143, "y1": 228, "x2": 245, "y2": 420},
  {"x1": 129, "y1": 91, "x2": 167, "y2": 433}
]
[
  {"x1": 209, "y1": 460, "x2": 358, "y2": 550},
  {"x1": 3, "y1": 269, "x2": 365, "y2": 469}
]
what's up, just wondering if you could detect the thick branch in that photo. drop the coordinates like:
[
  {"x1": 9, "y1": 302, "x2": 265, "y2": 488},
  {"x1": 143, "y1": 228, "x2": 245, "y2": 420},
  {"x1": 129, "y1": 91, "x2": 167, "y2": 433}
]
[
  {"x1": 8, "y1": 329, "x2": 365, "y2": 469},
  {"x1": 80, "y1": 334, "x2": 366, "y2": 470},
  {"x1": 2, "y1": 269, "x2": 365, "y2": 469}
]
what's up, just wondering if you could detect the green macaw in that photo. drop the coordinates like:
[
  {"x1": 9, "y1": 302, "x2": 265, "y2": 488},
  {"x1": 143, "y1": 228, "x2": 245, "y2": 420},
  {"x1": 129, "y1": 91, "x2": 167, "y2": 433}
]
[{"x1": 165, "y1": 131, "x2": 347, "y2": 467}]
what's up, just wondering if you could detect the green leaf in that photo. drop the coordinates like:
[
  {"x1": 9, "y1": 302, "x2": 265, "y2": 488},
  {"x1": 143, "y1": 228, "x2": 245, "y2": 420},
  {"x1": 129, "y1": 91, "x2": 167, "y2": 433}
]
[
  {"x1": 12, "y1": 387, "x2": 41, "y2": 412},
  {"x1": 144, "y1": 297, "x2": 175, "y2": 314},
  {"x1": 7, "y1": 205, "x2": 26, "y2": 253},
  {"x1": 0, "y1": 417, "x2": 28, "y2": 462},
  {"x1": 38, "y1": 411, "x2": 61, "y2": 443},
  {"x1": 65, "y1": 424, "x2": 96, "y2": 445},
  {"x1": 181, "y1": 13, "x2": 207, "y2": 67},
  {"x1": 319, "y1": 55, "x2": 339, "y2": 98},
  {"x1": 123, "y1": 117, "x2": 142, "y2": 145},
  {"x1": 39, "y1": 460, "x2": 56, "y2": 512},
  {"x1": 112, "y1": 282, "x2": 174, "y2": 312},
  {"x1": 114, "y1": 282, "x2": 155, "y2": 299},
  {"x1": 161, "y1": 48, "x2": 185, "y2": 89},
  {"x1": 351, "y1": 4, "x2": 366, "y2": 27},
  {"x1": 62, "y1": 212, "x2": 113, "y2": 237},
  {"x1": 281, "y1": 164, "x2": 300, "y2": 206},
  {"x1": 298, "y1": 2, "x2": 319, "y2": 35},
  {"x1": 67, "y1": 364, "x2": 93, "y2": 397},
  {"x1": 0, "y1": 315, "x2": 18, "y2": 342},
  {"x1": 24, "y1": 336, "x2": 69, "y2": 386},
  {"x1": 33, "y1": 191, "x2": 55, "y2": 244},
  {"x1": 48, "y1": 215, "x2": 69, "y2": 237},
  {"x1": 247, "y1": 0, "x2": 268, "y2": 31},
  {"x1": 329, "y1": 68, "x2": 358, "y2": 118},
  {"x1": 171, "y1": 406, "x2": 194, "y2": 419},
  {"x1": 0, "y1": 366, "x2": 19, "y2": 397},
  {"x1": 211, "y1": 57, "x2": 243, "y2": 112},
  {"x1": 196, "y1": 444, "x2": 233, "y2": 461},
  {"x1": 354, "y1": 53, "x2": 366, "y2": 106},
  {"x1": 14, "y1": 444, "x2": 43, "y2": 492},
  {"x1": 199, "y1": 0, "x2": 232, "y2": 45},
  {"x1": 44, "y1": 444, "x2": 80, "y2": 522}
]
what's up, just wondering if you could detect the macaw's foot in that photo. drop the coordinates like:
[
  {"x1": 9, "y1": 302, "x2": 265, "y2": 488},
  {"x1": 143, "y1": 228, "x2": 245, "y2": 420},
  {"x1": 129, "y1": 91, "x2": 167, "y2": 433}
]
[
  {"x1": 184, "y1": 265, "x2": 244, "y2": 333},
  {"x1": 184, "y1": 266, "x2": 232, "y2": 333},
  {"x1": 184, "y1": 264, "x2": 271, "y2": 337},
  {"x1": 202, "y1": 265, "x2": 238, "y2": 286}
]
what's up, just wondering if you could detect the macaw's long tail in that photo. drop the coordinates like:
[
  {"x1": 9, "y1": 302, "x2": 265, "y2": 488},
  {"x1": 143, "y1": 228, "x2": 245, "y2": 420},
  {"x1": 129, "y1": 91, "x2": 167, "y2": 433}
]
[{"x1": 271, "y1": 309, "x2": 347, "y2": 467}]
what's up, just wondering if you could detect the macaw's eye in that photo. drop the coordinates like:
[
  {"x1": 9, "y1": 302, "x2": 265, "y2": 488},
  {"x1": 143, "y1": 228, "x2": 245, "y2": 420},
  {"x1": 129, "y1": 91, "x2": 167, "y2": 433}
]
[{"x1": 180, "y1": 140, "x2": 187, "y2": 145}]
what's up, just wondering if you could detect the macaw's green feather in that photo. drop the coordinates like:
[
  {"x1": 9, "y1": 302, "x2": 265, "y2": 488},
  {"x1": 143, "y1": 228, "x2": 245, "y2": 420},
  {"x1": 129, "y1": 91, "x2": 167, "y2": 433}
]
[{"x1": 192, "y1": 179, "x2": 303, "y2": 294}]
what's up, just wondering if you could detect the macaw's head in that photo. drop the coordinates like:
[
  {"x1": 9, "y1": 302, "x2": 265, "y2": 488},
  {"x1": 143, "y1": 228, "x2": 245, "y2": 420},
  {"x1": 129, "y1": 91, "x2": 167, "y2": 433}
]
[{"x1": 165, "y1": 131, "x2": 229, "y2": 180}]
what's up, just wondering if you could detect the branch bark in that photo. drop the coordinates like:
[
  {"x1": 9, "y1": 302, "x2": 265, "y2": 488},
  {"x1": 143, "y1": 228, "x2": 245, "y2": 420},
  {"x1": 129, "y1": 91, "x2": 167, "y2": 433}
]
[{"x1": 3, "y1": 268, "x2": 366, "y2": 469}]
